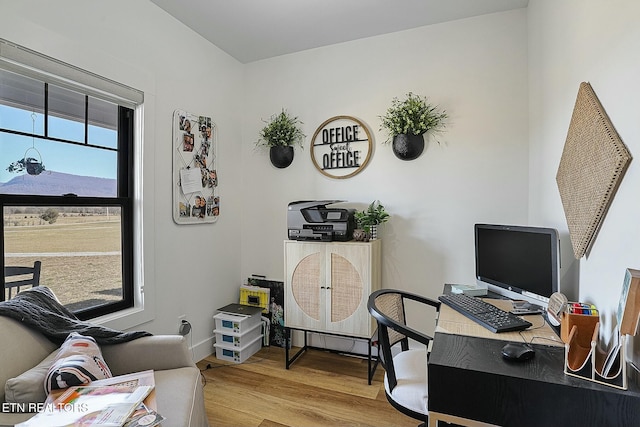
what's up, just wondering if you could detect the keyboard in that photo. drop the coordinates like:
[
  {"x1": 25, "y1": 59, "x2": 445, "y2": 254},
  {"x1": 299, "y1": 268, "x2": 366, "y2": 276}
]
[{"x1": 438, "y1": 293, "x2": 532, "y2": 333}]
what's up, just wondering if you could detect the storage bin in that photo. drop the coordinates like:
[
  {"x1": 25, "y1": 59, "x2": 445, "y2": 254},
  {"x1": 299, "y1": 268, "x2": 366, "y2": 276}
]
[
  {"x1": 214, "y1": 335, "x2": 263, "y2": 363},
  {"x1": 214, "y1": 311, "x2": 261, "y2": 334},
  {"x1": 214, "y1": 322, "x2": 262, "y2": 348}
]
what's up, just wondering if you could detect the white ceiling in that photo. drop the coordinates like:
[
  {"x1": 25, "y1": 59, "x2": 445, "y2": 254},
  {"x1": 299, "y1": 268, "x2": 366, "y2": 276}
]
[{"x1": 149, "y1": 0, "x2": 529, "y2": 63}]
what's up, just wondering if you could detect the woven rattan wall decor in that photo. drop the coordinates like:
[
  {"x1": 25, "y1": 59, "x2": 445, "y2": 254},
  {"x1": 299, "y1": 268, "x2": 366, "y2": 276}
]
[{"x1": 556, "y1": 82, "x2": 632, "y2": 259}]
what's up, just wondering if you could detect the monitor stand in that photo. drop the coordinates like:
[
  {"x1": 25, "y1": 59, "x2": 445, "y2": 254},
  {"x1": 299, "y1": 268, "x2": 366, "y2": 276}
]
[
  {"x1": 483, "y1": 290, "x2": 544, "y2": 314},
  {"x1": 485, "y1": 289, "x2": 511, "y2": 300},
  {"x1": 510, "y1": 300, "x2": 544, "y2": 315}
]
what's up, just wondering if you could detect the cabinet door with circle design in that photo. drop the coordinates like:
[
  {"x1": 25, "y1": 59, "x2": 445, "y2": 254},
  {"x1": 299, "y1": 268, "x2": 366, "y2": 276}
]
[
  {"x1": 325, "y1": 243, "x2": 372, "y2": 336},
  {"x1": 285, "y1": 242, "x2": 324, "y2": 331},
  {"x1": 292, "y1": 252, "x2": 321, "y2": 321},
  {"x1": 285, "y1": 240, "x2": 381, "y2": 338},
  {"x1": 329, "y1": 252, "x2": 363, "y2": 323}
]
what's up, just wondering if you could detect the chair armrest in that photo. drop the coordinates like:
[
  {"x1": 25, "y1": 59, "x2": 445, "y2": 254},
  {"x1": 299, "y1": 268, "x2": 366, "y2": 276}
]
[
  {"x1": 368, "y1": 289, "x2": 441, "y2": 346},
  {"x1": 400, "y1": 293, "x2": 440, "y2": 345},
  {"x1": 395, "y1": 322, "x2": 435, "y2": 347},
  {"x1": 400, "y1": 291, "x2": 441, "y2": 311},
  {"x1": 101, "y1": 335, "x2": 195, "y2": 375}
]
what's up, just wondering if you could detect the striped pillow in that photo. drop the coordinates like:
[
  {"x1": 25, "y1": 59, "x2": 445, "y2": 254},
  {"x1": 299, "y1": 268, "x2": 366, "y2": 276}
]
[{"x1": 45, "y1": 332, "x2": 112, "y2": 394}]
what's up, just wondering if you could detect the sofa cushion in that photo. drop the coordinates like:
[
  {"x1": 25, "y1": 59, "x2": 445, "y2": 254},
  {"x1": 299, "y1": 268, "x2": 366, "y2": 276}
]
[
  {"x1": 45, "y1": 333, "x2": 112, "y2": 393},
  {"x1": 4, "y1": 349, "x2": 58, "y2": 404},
  {"x1": 154, "y1": 367, "x2": 208, "y2": 427},
  {"x1": 0, "y1": 317, "x2": 58, "y2": 403}
]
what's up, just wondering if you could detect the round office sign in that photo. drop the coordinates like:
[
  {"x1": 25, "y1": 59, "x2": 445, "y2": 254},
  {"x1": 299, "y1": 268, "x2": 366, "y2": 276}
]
[{"x1": 310, "y1": 116, "x2": 373, "y2": 179}]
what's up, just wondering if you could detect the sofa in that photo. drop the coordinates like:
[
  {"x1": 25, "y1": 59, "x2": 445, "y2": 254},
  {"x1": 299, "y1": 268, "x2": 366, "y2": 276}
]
[{"x1": 0, "y1": 314, "x2": 210, "y2": 426}]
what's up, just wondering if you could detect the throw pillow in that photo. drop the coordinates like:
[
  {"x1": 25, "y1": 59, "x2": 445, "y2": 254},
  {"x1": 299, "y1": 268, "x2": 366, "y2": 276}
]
[
  {"x1": 4, "y1": 349, "x2": 59, "y2": 403},
  {"x1": 45, "y1": 332, "x2": 112, "y2": 394}
]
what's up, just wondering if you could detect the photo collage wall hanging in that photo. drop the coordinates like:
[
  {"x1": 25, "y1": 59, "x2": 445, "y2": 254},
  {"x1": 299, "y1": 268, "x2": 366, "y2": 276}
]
[{"x1": 172, "y1": 109, "x2": 219, "y2": 224}]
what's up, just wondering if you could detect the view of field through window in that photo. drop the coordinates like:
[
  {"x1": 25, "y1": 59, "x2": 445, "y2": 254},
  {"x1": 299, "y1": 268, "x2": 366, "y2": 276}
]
[
  {"x1": 3, "y1": 206, "x2": 122, "y2": 310},
  {"x1": 1, "y1": 60, "x2": 134, "y2": 317}
]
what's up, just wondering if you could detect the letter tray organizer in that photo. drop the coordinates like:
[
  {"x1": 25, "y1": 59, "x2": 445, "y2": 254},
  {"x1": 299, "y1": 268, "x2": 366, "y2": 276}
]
[{"x1": 562, "y1": 310, "x2": 628, "y2": 390}]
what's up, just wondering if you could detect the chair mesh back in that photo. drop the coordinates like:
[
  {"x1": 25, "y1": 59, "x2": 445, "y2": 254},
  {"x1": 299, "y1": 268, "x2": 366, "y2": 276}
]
[{"x1": 375, "y1": 293, "x2": 406, "y2": 347}]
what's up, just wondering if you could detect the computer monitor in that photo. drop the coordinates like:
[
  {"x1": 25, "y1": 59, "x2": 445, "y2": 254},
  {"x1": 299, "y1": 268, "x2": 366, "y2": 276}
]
[{"x1": 475, "y1": 223, "x2": 560, "y2": 307}]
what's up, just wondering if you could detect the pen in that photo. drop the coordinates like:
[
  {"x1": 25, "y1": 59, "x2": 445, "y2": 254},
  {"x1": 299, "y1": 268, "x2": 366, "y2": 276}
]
[{"x1": 568, "y1": 302, "x2": 598, "y2": 315}]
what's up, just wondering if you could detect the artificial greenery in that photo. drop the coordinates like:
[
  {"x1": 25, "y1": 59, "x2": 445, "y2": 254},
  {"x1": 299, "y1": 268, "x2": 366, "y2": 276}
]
[
  {"x1": 354, "y1": 200, "x2": 390, "y2": 233},
  {"x1": 7, "y1": 157, "x2": 45, "y2": 176},
  {"x1": 257, "y1": 109, "x2": 305, "y2": 148},
  {"x1": 379, "y1": 92, "x2": 447, "y2": 142}
]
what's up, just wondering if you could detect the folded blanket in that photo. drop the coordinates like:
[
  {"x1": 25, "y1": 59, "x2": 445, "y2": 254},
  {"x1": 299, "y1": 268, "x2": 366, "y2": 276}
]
[{"x1": 0, "y1": 286, "x2": 151, "y2": 345}]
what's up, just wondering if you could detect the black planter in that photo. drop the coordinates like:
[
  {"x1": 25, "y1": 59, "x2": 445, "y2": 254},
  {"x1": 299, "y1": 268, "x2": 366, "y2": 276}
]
[
  {"x1": 269, "y1": 146, "x2": 294, "y2": 168},
  {"x1": 25, "y1": 158, "x2": 45, "y2": 175},
  {"x1": 392, "y1": 133, "x2": 425, "y2": 161}
]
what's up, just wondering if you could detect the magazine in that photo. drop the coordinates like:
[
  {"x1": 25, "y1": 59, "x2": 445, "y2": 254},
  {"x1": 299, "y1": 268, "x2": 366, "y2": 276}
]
[
  {"x1": 91, "y1": 370, "x2": 158, "y2": 412},
  {"x1": 16, "y1": 383, "x2": 153, "y2": 427},
  {"x1": 599, "y1": 324, "x2": 622, "y2": 378},
  {"x1": 123, "y1": 405, "x2": 166, "y2": 427},
  {"x1": 86, "y1": 370, "x2": 164, "y2": 425}
]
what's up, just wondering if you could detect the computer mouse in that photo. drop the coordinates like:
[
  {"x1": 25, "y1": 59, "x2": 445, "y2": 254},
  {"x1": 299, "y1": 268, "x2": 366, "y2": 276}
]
[{"x1": 501, "y1": 342, "x2": 535, "y2": 361}]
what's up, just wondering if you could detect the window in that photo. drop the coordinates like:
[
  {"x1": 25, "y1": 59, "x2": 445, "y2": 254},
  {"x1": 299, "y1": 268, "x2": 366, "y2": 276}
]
[{"x1": 0, "y1": 39, "x2": 142, "y2": 320}]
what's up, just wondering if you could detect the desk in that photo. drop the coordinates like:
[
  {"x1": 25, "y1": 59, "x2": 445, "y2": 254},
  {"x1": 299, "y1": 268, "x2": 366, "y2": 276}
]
[
  {"x1": 428, "y1": 300, "x2": 640, "y2": 427},
  {"x1": 436, "y1": 298, "x2": 564, "y2": 346}
]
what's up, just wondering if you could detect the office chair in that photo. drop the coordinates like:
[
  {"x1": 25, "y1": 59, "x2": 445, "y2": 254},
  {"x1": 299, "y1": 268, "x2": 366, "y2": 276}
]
[
  {"x1": 4, "y1": 260, "x2": 41, "y2": 300},
  {"x1": 368, "y1": 288, "x2": 441, "y2": 427}
]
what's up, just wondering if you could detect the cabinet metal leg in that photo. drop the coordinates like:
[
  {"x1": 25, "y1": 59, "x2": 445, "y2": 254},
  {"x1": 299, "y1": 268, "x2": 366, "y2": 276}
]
[
  {"x1": 368, "y1": 334, "x2": 380, "y2": 385},
  {"x1": 285, "y1": 327, "x2": 309, "y2": 369},
  {"x1": 285, "y1": 327, "x2": 379, "y2": 384}
]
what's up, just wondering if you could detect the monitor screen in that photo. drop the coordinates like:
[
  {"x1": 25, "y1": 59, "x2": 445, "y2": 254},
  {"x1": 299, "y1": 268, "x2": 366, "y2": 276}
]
[{"x1": 475, "y1": 224, "x2": 559, "y2": 306}]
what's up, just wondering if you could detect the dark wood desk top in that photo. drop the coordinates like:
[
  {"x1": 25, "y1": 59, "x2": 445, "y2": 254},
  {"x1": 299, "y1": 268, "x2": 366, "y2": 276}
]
[{"x1": 429, "y1": 331, "x2": 640, "y2": 426}]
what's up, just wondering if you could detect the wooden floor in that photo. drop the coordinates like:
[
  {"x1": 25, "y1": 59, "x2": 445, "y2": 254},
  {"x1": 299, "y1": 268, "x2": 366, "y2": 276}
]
[{"x1": 196, "y1": 346, "x2": 420, "y2": 427}]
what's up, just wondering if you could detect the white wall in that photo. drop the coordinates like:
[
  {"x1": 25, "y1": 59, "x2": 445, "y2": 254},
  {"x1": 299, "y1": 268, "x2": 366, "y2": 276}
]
[
  {"x1": 528, "y1": 0, "x2": 640, "y2": 353},
  {"x1": 13, "y1": 1, "x2": 633, "y2": 361},
  {"x1": 0, "y1": 0, "x2": 245, "y2": 360},
  {"x1": 241, "y1": 9, "x2": 530, "y2": 334}
]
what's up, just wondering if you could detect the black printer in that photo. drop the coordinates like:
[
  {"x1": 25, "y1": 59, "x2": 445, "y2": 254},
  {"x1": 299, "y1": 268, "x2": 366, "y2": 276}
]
[{"x1": 287, "y1": 200, "x2": 355, "y2": 241}]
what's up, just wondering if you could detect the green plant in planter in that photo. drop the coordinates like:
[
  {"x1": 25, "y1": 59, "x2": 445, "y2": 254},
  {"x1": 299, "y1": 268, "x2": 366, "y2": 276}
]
[
  {"x1": 257, "y1": 109, "x2": 305, "y2": 148},
  {"x1": 379, "y1": 92, "x2": 447, "y2": 143},
  {"x1": 354, "y1": 200, "x2": 390, "y2": 234}
]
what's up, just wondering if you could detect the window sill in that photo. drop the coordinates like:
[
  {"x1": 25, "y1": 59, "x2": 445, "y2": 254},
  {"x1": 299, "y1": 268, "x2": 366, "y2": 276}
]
[{"x1": 91, "y1": 304, "x2": 154, "y2": 331}]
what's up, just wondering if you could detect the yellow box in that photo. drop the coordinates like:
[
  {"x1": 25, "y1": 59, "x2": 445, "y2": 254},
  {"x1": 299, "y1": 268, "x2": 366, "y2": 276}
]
[{"x1": 239, "y1": 285, "x2": 270, "y2": 313}]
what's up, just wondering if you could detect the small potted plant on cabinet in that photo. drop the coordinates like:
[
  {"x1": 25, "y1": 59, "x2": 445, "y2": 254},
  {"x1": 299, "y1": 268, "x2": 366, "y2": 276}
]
[
  {"x1": 379, "y1": 92, "x2": 447, "y2": 160},
  {"x1": 354, "y1": 200, "x2": 390, "y2": 241},
  {"x1": 257, "y1": 109, "x2": 305, "y2": 168}
]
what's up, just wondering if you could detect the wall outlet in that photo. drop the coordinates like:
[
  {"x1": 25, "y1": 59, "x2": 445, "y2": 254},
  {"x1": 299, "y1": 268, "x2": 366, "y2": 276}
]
[
  {"x1": 178, "y1": 315, "x2": 188, "y2": 335},
  {"x1": 179, "y1": 320, "x2": 191, "y2": 336}
]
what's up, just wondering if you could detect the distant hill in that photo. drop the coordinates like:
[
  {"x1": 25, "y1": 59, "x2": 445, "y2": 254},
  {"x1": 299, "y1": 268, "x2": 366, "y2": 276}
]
[{"x1": 0, "y1": 171, "x2": 116, "y2": 197}]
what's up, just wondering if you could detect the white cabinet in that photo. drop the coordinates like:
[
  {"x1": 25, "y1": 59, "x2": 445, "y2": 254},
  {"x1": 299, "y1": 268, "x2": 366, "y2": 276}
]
[{"x1": 284, "y1": 240, "x2": 381, "y2": 338}]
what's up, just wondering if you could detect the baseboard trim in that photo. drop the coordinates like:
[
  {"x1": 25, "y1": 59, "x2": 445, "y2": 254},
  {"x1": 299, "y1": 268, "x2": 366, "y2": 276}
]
[{"x1": 190, "y1": 335, "x2": 214, "y2": 362}]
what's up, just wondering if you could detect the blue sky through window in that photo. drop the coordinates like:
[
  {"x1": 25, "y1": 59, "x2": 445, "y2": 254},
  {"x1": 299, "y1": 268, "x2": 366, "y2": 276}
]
[{"x1": 0, "y1": 105, "x2": 117, "y2": 183}]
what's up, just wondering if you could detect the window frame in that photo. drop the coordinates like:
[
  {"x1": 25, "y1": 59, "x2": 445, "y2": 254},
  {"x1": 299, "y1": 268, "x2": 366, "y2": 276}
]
[
  {"x1": 0, "y1": 38, "x2": 141, "y2": 320},
  {"x1": 1, "y1": 196, "x2": 134, "y2": 319}
]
